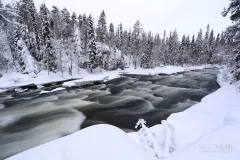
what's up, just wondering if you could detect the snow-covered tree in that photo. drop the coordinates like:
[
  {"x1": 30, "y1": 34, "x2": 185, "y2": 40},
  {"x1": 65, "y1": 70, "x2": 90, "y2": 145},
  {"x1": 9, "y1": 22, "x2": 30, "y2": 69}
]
[
  {"x1": 132, "y1": 20, "x2": 143, "y2": 69},
  {"x1": 51, "y1": 6, "x2": 62, "y2": 39},
  {"x1": 13, "y1": 24, "x2": 38, "y2": 77},
  {"x1": 96, "y1": 10, "x2": 107, "y2": 43},
  {"x1": 40, "y1": 3, "x2": 57, "y2": 74},
  {"x1": 141, "y1": 32, "x2": 153, "y2": 69},
  {"x1": 222, "y1": 0, "x2": 240, "y2": 81},
  {"x1": 81, "y1": 14, "x2": 88, "y2": 56},
  {"x1": 208, "y1": 29, "x2": 215, "y2": 63},
  {"x1": 71, "y1": 12, "x2": 82, "y2": 75},
  {"x1": 0, "y1": 28, "x2": 13, "y2": 71},
  {"x1": 19, "y1": 0, "x2": 40, "y2": 61},
  {"x1": 195, "y1": 29, "x2": 204, "y2": 64},
  {"x1": 167, "y1": 30, "x2": 180, "y2": 65},
  {"x1": 87, "y1": 15, "x2": 97, "y2": 72}
]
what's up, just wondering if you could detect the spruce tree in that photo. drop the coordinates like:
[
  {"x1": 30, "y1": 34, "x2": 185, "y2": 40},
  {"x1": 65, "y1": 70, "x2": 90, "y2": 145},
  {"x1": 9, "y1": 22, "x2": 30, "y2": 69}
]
[
  {"x1": 81, "y1": 14, "x2": 88, "y2": 56},
  {"x1": 87, "y1": 15, "x2": 97, "y2": 72},
  {"x1": 195, "y1": 29, "x2": 204, "y2": 64},
  {"x1": 208, "y1": 30, "x2": 215, "y2": 64},
  {"x1": 51, "y1": 6, "x2": 62, "y2": 39},
  {"x1": 96, "y1": 10, "x2": 107, "y2": 43},
  {"x1": 132, "y1": 20, "x2": 143, "y2": 69},
  {"x1": 118, "y1": 23, "x2": 123, "y2": 50},
  {"x1": 13, "y1": 24, "x2": 38, "y2": 76},
  {"x1": 215, "y1": 33, "x2": 220, "y2": 47},
  {"x1": 108, "y1": 23, "x2": 115, "y2": 47},
  {"x1": 142, "y1": 32, "x2": 153, "y2": 69},
  {"x1": 19, "y1": 0, "x2": 40, "y2": 61},
  {"x1": 40, "y1": 3, "x2": 57, "y2": 74}
]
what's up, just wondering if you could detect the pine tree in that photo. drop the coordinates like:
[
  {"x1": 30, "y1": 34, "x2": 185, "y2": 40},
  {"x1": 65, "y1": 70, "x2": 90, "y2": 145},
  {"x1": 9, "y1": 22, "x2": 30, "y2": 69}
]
[
  {"x1": 40, "y1": 3, "x2": 57, "y2": 74},
  {"x1": 152, "y1": 34, "x2": 161, "y2": 67},
  {"x1": 115, "y1": 23, "x2": 124, "y2": 50},
  {"x1": 71, "y1": 12, "x2": 82, "y2": 75},
  {"x1": 13, "y1": 24, "x2": 38, "y2": 77},
  {"x1": 132, "y1": 20, "x2": 143, "y2": 69},
  {"x1": 201, "y1": 24, "x2": 210, "y2": 64},
  {"x1": 127, "y1": 29, "x2": 132, "y2": 66},
  {"x1": 81, "y1": 14, "x2": 88, "y2": 56},
  {"x1": 168, "y1": 30, "x2": 179, "y2": 65},
  {"x1": 208, "y1": 30, "x2": 215, "y2": 64},
  {"x1": 189, "y1": 35, "x2": 196, "y2": 65},
  {"x1": 51, "y1": 6, "x2": 62, "y2": 39},
  {"x1": 108, "y1": 23, "x2": 115, "y2": 47},
  {"x1": 215, "y1": 33, "x2": 220, "y2": 47},
  {"x1": 96, "y1": 10, "x2": 107, "y2": 43},
  {"x1": 220, "y1": 31, "x2": 226, "y2": 45},
  {"x1": 204, "y1": 24, "x2": 210, "y2": 42},
  {"x1": 141, "y1": 32, "x2": 153, "y2": 69},
  {"x1": 118, "y1": 23, "x2": 123, "y2": 50},
  {"x1": 122, "y1": 30, "x2": 129, "y2": 56},
  {"x1": 61, "y1": 8, "x2": 71, "y2": 39},
  {"x1": 87, "y1": 15, "x2": 97, "y2": 72},
  {"x1": 195, "y1": 29, "x2": 204, "y2": 64},
  {"x1": 19, "y1": 0, "x2": 40, "y2": 61},
  {"x1": 78, "y1": 14, "x2": 83, "y2": 29}
]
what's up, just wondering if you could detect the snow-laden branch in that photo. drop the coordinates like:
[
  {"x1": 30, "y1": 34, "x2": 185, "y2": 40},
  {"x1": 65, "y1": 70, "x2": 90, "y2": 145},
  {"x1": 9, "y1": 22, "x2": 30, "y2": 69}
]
[{"x1": 0, "y1": 13, "x2": 21, "y2": 26}]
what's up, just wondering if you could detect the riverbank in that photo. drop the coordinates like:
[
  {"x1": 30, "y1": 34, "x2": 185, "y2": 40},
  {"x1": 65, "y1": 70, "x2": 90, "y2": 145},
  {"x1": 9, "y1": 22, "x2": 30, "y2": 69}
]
[
  {"x1": 7, "y1": 68, "x2": 240, "y2": 160},
  {"x1": 0, "y1": 65, "x2": 215, "y2": 91}
]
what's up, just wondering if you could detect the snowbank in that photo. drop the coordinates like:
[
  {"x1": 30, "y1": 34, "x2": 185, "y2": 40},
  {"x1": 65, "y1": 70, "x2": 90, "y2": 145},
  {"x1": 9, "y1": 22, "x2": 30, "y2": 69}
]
[
  {"x1": 7, "y1": 125, "x2": 156, "y2": 160},
  {"x1": 63, "y1": 65, "x2": 212, "y2": 87},
  {"x1": 129, "y1": 84, "x2": 240, "y2": 160},
  {"x1": 0, "y1": 65, "x2": 213, "y2": 89}
]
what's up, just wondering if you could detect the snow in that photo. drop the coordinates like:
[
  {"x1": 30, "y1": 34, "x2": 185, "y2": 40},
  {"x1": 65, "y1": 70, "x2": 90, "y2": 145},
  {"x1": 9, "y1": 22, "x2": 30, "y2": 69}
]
[
  {"x1": 62, "y1": 65, "x2": 212, "y2": 87},
  {"x1": 0, "y1": 65, "x2": 212, "y2": 89},
  {"x1": 166, "y1": 85, "x2": 240, "y2": 150},
  {"x1": 134, "y1": 119, "x2": 176, "y2": 159},
  {"x1": 0, "y1": 89, "x2": 6, "y2": 93},
  {"x1": 39, "y1": 87, "x2": 66, "y2": 94},
  {"x1": 7, "y1": 125, "x2": 156, "y2": 160}
]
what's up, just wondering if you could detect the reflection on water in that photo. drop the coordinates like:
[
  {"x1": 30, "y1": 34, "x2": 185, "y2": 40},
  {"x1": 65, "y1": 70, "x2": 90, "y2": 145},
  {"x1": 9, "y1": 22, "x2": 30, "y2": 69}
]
[{"x1": 0, "y1": 68, "x2": 219, "y2": 159}]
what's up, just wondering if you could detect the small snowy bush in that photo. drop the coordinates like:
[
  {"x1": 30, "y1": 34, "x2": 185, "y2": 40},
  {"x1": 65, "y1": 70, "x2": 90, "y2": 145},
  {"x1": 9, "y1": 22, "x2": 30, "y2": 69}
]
[{"x1": 135, "y1": 119, "x2": 176, "y2": 159}]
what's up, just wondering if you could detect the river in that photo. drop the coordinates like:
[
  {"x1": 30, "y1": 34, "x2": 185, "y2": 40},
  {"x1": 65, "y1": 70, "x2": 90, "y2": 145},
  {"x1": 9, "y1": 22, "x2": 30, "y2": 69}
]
[{"x1": 0, "y1": 68, "x2": 219, "y2": 159}]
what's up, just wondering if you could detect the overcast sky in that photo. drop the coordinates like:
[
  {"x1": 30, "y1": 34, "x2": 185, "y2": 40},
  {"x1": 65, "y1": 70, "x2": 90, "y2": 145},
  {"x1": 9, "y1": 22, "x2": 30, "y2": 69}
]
[{"x1": 8, "y1": 0, "x2": 232, "y2": 37}]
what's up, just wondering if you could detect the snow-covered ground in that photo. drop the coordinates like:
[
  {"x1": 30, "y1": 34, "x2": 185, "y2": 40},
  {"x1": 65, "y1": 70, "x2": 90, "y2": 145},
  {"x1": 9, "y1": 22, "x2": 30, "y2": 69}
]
[
  {"x1": 0, "y1": 65, "x2": 213, "y2": 90},
  {"x1": 7, "y1": 67, "x2": 240, "y2": 160}
]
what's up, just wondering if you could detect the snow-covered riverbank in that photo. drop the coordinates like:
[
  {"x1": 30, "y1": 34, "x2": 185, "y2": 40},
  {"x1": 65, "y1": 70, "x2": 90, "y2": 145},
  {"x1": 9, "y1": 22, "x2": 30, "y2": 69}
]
[
  {"x1": 7, "y1": 68, "x2": 240, "y2": 160},
  {"x1": 0, "y1": 65, "x2": 213, "y2": 90}
]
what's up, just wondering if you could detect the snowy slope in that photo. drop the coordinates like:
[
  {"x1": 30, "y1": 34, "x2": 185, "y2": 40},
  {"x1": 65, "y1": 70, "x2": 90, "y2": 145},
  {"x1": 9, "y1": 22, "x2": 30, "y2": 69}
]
[
  {"x1": 7, "y1": 125, "x2": 156, "y2": 160},
  {"x1": 128, "y1": 84, "x2": 240, "y2": 160}
]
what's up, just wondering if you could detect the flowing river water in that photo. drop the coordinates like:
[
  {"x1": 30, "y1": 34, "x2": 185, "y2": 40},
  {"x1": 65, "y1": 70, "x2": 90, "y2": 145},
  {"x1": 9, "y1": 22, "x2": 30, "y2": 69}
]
[{"x1": 0, "y1": 68, "x2": 220, "y2": 159}]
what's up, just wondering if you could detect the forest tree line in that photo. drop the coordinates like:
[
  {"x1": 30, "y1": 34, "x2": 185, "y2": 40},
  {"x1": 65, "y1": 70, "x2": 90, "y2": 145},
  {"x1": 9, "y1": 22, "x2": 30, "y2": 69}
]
[{"x1": 0, "y1": 0, "x2": 238, "y2": 80}]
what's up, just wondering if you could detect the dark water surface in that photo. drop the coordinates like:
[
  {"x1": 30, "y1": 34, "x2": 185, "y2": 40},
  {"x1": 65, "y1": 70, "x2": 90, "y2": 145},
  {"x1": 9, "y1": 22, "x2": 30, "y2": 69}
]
[{"x1": 0, "y1": 68, "x2": 219, "y2": 159}]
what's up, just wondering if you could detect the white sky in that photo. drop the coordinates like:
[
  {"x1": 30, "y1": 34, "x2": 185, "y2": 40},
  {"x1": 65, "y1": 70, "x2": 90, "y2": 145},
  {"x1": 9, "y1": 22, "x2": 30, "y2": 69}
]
[{"x1": 7, "y1": 0, "x2": 232, "y2": 37}]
